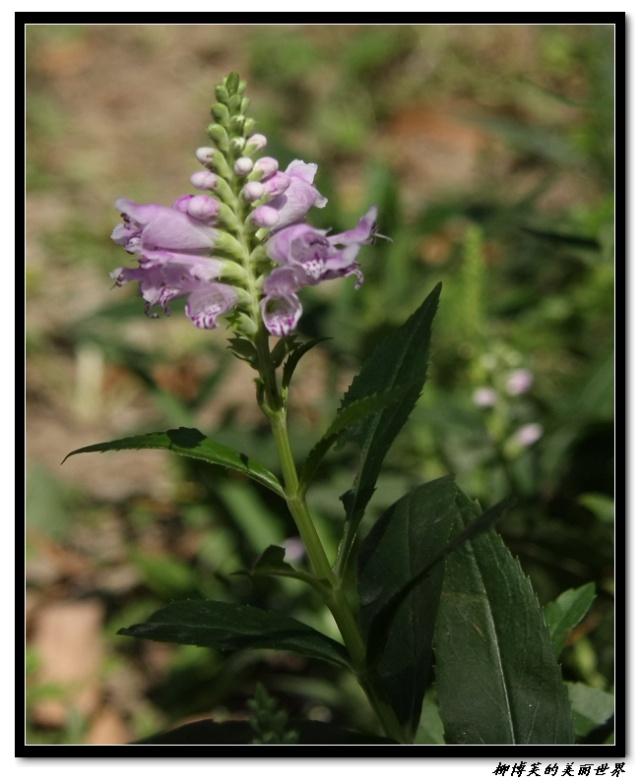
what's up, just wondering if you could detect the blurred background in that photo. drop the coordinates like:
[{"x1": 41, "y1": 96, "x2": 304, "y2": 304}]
[{"x1": 26, "y1": 24, "x2": 615, "y2": 744}]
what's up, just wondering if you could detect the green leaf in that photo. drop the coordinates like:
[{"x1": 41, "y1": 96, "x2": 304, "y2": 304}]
[
  {"x1": 358, "y1": 476, "x2": 457, "y2": 733},
  {"x1": 434, "y1": 491, "x2": 574, "y2": 744},
  {"x1": 134, "y1": 717, "x2": 397, "y2": 745},
  {"x1": 118, "y1": 600, "x2": 352, "y2": 670},
  {"x1": 63, "y1": 427, "x2": 285, "y2": 498},
  {"x1": 339, "y1": 283, "x2": 442, "y2": 528},
  {"x1": 300, "y1": 384, "x2": 415, "y2": 492},
  {"x1": 282, "y1": 337, "x2": 329, "y2": 389},
  {"x1": 567, "y1": 682, "x2": 615, "y2": 738},
  {"x1": 239, "y1": 545, "x2": 331, "y2": 596},
  {"x1": 543, "y1": 583, "x2": 597, "y2": 657}
]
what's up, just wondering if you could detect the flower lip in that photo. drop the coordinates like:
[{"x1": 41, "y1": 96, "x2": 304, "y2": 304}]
[
  {"x1": 259, "y1": 206, "x2": 377, "y2": 335},
  {"x1": 114, "y1": 197, "x2": 218, "y2": 253}
]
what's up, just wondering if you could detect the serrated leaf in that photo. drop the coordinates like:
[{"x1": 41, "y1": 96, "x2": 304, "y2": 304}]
[
  {"x1": 245, "y1": 545, "x2": 330, "y2": 595},
  {"x1": 358, "y1": 476, "x2": 457, "y2": 733},
  {"x1": 543, "y1": 583, "x2": 597, "y2": 657},
  {"x1": 339, "y1": 283, "x2": 441, "y2": 527},
  {"x1": 119, "y1": 600, "x2": 352, "y2": 669},
  {"x1": 434, "y1": 491, "x2": 574, "y2": 744},
  {"x1": 567, "y1": 682, "x2": 615, "y2": 738},
  {"x1": 227, "y1": 336, "x2": 259, "y2": 366},
  {"x1": 300, "y1": 384, "x2": 415, "y2": 492},
  {"x1": 63, "y1": 427, "x2": 284, "y2": 498},
  {"x1": 357, "y1": 478, "x2": 511, "y2": 735},
  {"x1": 282, "y1": 337, "x2": 329, "y2": 389}
]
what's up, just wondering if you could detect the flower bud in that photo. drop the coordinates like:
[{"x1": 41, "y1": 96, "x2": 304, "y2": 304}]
[
  {"x1": 225, "y1": 72, "x2": 240, "y2": 95},
  {"x1": 195, "y1": 147, "x2": 215, "y2": 165},
  {"x1": 191, "y1": 170, "x2": 219, "y2": 191},
  {"x1": 234, "y1": 157, "x2": 254, "y2": 176},
  {"x1": 215, "y1": 84, "x2": 230, "y2": 103},
  {"x1": 252, "y1": 205, "x2": 280, "y2": 228},
  {"x1": 243, "y1": 118, "x2": 256, "y2": 137},
  {"x1": 171, "y1": 195, "x2": 193, "y2": 213},
  {"x1": 254, "y1": 157, "x2": 279, "y2": 178},
  {"x1": 263, "y1": 172, "x2": 291, "y2": 197},
  {"x1": 243, "y1": 181, "x2": 265, "y2": 201},
  {"x1": 228, "y1": 94, "x2": 242, "y2": 114},
  {"x1": 186, "y1": 194, "x2": 220, "y2": 222},
  {"x1": 211, "y1": 102, "x2": 230, "y2": 124},
  {"x1": 230, "y1": 137, "x2": 246, "y2": 155},
  {"x1": 230, "y1": 115, "x2": 246, "y2": 133},
  {"x1": 243, "y1": 133, "x2": 267, "y2": 155},
  {"x1": 206, "y1": 123, "x2": 230, "y2": 152}
]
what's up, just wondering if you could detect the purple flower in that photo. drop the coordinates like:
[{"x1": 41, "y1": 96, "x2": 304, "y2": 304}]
[
  {"x1": 473, "y1": 387, "x2": 498, "y2": 408},
  {"x1": 112, "y1": 197, "x2": 218, "y2": 254},
  {"x1": 505, "y1": 369, "x2": 534, "y2": 396},
  {"x1": 514, "y1": 423, "x2": 543, "y2": 447},
  {"x1": 111, "y1": 197, "x2": 236, "y2": 328},
  {"x1": 260, "y1": 207, "x2": 377, "y2": 336},
  {"x1": 253, "y1": 160, "x2": 327, "y2": 231},
  {"x1": 260, "y1": 267, "x2": 305, "y2": 336}
]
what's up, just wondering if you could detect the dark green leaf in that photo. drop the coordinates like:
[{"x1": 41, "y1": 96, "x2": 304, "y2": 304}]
[
  {"x1": 118, "y1": 599, "x2": 351, "y2": 669},
  {"x1": 434, "y1": 491, "x2": 574, "y2": 744},
  {"x1": 227, "y1": 335, "x2": 259, "y2": 366},
  {"x1": 300, "y1": 384, "x2": 415, "y2": 492},
  {"x1": 134, "y1": 717, "x2": 396, "y2": 745},
  {"x1": 242, "y1": 545, "x2": 331, "y2": 596},
  {"x1": 365, "y1": 495, "x2": 514, "y2": 666},
  {"x1": 567, "y1": 682, "x2": 615, "y2": 738},
  {"x1": 339, "y1": 282, "x2": 442, "y2": 528},
  {"x1": 282, "y1": 337, "x2": 330, "y2": 389},
  {"x1": 63, "y1": 427, "x2": 284, "y2": 497},
  {"x1": 358, "y1": 476, "x2": 457, "y2": 733},
  {"x1": 543, "y1": 583, "x2": 597, "y2": 657}
]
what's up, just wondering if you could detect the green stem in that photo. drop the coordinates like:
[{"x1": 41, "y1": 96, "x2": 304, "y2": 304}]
[{"x1": 254, "y1": 334, "x2": 408, "y2": 743}]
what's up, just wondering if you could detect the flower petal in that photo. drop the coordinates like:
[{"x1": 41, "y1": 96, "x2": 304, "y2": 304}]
[{"x1": 185, "y1": 283, "x2": 238, "y2": 329}]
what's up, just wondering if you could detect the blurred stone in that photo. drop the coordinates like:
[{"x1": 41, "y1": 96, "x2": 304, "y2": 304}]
[
  {"x1": 85, "y1": 704, "x2": 132, "y2": 745},
  {"x1": 30, "y1": 599, "x2": 105, "y2": 727}
]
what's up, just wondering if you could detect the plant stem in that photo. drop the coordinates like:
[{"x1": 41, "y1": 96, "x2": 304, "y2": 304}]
[{"x1": 254, "y1": 331, "x2": 408, "y2": 742}]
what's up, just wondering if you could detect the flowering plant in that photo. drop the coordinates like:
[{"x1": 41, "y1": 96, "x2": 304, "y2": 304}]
[{"x1": 65, "y1": 73, "x2": 589, "y2": 746}]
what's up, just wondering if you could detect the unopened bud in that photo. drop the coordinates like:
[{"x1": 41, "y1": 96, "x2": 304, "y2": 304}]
[
  {"x1": 191, "y1": 171, "x2": 219, "y2": 191},
  {"x1": 234, "y1": 157, "x2": 254, "y2": 176},
  {"x1": 263, "y1": 172, "x2": 291, "y2": 197},
  {"x1": 195, "y1": 147, "x2": 215, "y2": 165},
  {"x1": 243, "y1": 118, "x2": 256, "y2": 137},
  {"x1": 206, "y1": 124, "x2": 230, "y2": 152},
  {"x1": 230, "y1": 115, "x2": 246, "y2": 133},
  {"x1": 252, "y1": 205, "x2": 280, "y2": 228},
  {"x1": 230, "y1": 137, "x2": 246, "y2": 155},
  {"x1": 243, "y1": 181, "x2": 266, "y2": 201},
  {"x1": 215, "y1": 84, "x2": 230, "y2": 103},
  {"x1": 186, "y1": 194, "x2": 220, "y2": 222},
  {"x1": 244, "y1": 133, "x2": 267, "y2": 155},
  {"x1": 211, "y1": 102, "x2": 230, "y2": 124},
  {"x1": 254, "y1": 157, "x2": 279, "y2": 178}
]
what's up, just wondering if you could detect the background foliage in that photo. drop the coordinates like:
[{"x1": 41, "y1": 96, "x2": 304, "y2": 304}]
[{"x1": 26, "y1": 24, "x2": 614, "y2": 744}]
